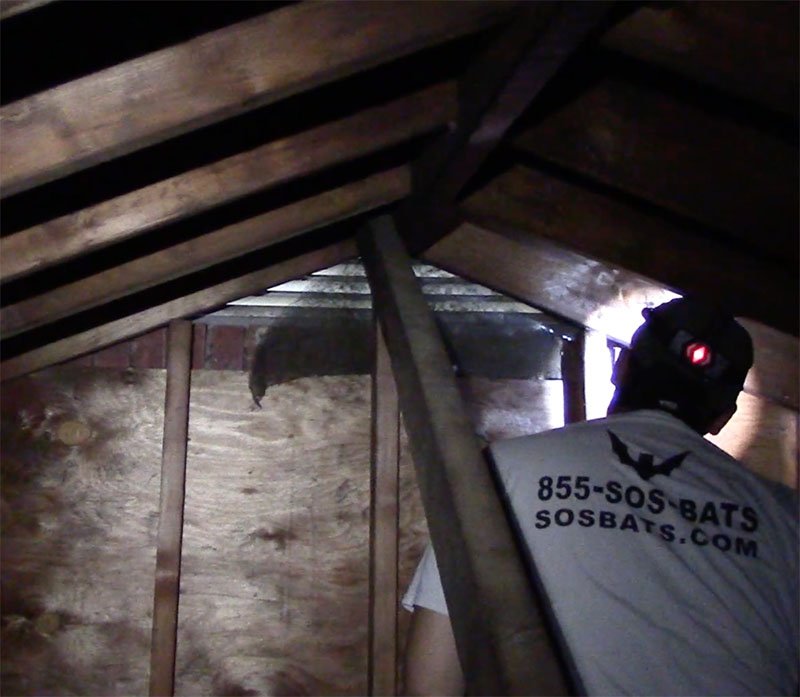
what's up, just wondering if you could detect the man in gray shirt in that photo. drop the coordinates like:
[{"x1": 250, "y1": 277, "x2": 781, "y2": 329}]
[{"x1": 402, "y1": 298, "x2": 799, "y2": 695}]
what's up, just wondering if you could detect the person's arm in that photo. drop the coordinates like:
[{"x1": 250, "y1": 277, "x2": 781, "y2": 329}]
[{"x1": 403, "y1": 607, "x2": 465, "y2": 696}]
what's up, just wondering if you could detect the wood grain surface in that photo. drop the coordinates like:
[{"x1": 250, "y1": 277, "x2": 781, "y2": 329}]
[{"x1": 0, "y1": 1, "x2": 511, "y2": 196}]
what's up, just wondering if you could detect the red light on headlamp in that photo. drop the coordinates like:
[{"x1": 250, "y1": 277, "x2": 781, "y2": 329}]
[{"x1": 686, "y1": 342, "x2": 712, "y2": 367}]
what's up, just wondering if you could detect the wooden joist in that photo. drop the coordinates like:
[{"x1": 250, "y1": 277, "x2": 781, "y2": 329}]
[
  {"x1": 149, "y1": 320, "x2": 193, "y2": 697},
  {"x1": 368, "y1": 323, "x2": 400, "y2": 697},
  {"x1": 423, "y1": 221, "x2": 799, "y2": 411},
  {"x1": 359, "y1": 216, "x2": 568, "y2": 696},
  {"x1": 0, "y1": 239, "x2": 356, "y2": 381},
  {"x1": 404, "y1": 1, "x2": 612, "y2": 250},
  {"x1": 601, "y1": 2, "x2": 799, "y2": 116},
  {"x1": 462, "y1": 165, "x2": 798, "y2": 335},
  {"x1": 1, "y1": 83, "x2": 455, "y2": 282},
  {"x1": 0, "y1": 1, "x2": 513, "y2": 197},
  {"x1": 1, "y1": 167, "x2": 409, "y2": 339},
  {"x1": 514, "y1": 79, "x2": 798, "y2": 263}
]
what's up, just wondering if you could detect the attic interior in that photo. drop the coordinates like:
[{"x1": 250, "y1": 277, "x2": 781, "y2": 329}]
[{"x1": 0, "y1": 1, "x2": 797, "y2": 695}]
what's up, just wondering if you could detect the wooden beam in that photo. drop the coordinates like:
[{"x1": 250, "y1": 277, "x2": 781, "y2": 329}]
[
  {"x1": 600, "y1": 2, "x2": 799, "y2": 116},
  {"x1": 462, "y1": 165, "x2": 798, "y2": 335},
  {"x1": 0, "y1": 239, "x2": 356, "y2": 381},
  {"x1": 514, "y1": 79, "x2": 799, "y2": 263},
  {"x1": 368, "y1": 322, "x2": 400, "y2": 697},
  {"x1": 422, "y1": 221, "x2": 799, "y2": 411},
  {"x1": 1, "y1": 83, "x2": 455, "y2": 282},
  {"x1": 561, "y1": 331, "x2": 586, "y2": 425},
  {"x1": 0, "y1": 0, "x2": 53, "y2": 19},
  {"x1": 404, "y1": 1, "x2": 612, "y2": 251},
  {"x1": 149, "y1": 320, "x2": 192, "y2": 697},
  {"x1": 1, "y1": 167, "x2": 409, "y2": 339},
  {"x1": 359, "y1": 216, "x2": 568, "y2": 696},
  {"x1": 0, "y1": 1, "x2": 513, "y2": 197}
]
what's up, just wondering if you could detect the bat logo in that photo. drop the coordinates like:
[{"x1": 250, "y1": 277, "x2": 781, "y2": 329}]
[{"x1": 607, "y1": 430, "x2": 689, "y2": 481}]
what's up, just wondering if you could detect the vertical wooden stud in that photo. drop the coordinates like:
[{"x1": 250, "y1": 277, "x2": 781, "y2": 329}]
[
  {"x1": 368, "y1": 321, "x2": 400, "y2": 696},
  {"x1": 561, "y1": 331, "x2": 587, "y2": 425},
  {"x1": 149, "y1": 320, "x2": 193, "y2": 696}
]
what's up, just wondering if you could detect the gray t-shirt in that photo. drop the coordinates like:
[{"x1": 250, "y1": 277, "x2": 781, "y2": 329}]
[{"x1": 403, "y1": 410, "x2": 799, "y2": 695}]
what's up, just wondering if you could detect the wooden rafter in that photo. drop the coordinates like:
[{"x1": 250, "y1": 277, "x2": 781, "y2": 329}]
[
  {"x1": 1, "y1": 167, "x2": 410, "y2": 339},
  {"x1": 462, "y1": 165, "x2": 798, "y2": 335},
  {"x1": 402, "y1": 0, "x2": 613, "y2": 251},
  {"x1": 0, "y1": 82, "x2": 455, "y2": 282},
  {"x1": 423, "y1": 221, "x2": 799, "y2": 411},
  {"x1": 359, "y1": 216, "x2": 568, "y2": 695},
  {"x1": 0, "y1": 1, "x2": 513, "y2": 197},
  {"x1": 0, "y1": 239, "x2": 356, "y2": 381},
  {"x1": 514, "y1": 79, "x2": 799, "y2": 263}
]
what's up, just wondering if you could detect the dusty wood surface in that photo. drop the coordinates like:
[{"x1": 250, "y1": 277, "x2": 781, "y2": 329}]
[
  {"x1": 368, "y1": 326, "x2": 399, "y2": 696},
  {"x1": 0, "y1": 83, "x2": 453, "y2": 282},
  {"x1": 0, "y1": 368, "x2": 165, "y2": 695},
  {"x1": 514, "y1": 79, "x2": 798, "y2": 264},
  {"x1": 150, "y1": 322, "x2": 193, "y2": 696},
  {"x1": 0, "y1": 1, "x2": 513, "y2": 196},
  {"x1": 2, "y1": 169, "x2": 408, "y2": 338},
  {"x1": 0, "y1": 239, "x2": 357, "y2": 381},
  {"x1": 360, "y1": 216, "x2": 568, "y2": 695},
  {"x1": 462, "y1": 165, "x2": 797, "y2": 336},
  {"x1": 424, "y1": 221, "x2": 799, "y2": 411},
  {"x1": 601, "y1": 2, "x2": 799, "y2": 116}
]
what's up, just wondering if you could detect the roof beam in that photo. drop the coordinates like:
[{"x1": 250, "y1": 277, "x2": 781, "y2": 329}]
[
  {"x1": 462, "y1": 165, "x2": 798, "y2": 335},
  {"x1": 1, "y1": 82, "x2": 455, "y2": 282},
  {"x1": 0, "y1": 239, "x2": 356, "y2": 381},
  {"x1": 0, "y1": 1, "x2": 513, "y2": 197},
  {"x1": 1, "y1": 167, "x2": 409, "y2": 339},
  {"x1": 514, "y1": 79, "x2": 799, "y2": 264},
  {"x1": 359, "y1": 215, "x2": 569, "y2": 695},
  {"x1": 422, "y1": 221, "x2": 798, "y2": 411},
  {"x1": 401, "y1": 1, "x2": 613, "y2": 251},
  {"x1": 600, "y1": 2, "x2": 799, "y2": 116}
]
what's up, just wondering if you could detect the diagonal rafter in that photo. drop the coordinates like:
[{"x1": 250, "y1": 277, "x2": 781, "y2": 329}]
[
  {"x1": 0, "y1": 1, "x2": 514, "y2": 197},
  {"x1": 400, "y1": 0, "x2": 614, "y2": 252},
  {"x1": 1, "y1": 167, "x2": 410, "y2": 339}
]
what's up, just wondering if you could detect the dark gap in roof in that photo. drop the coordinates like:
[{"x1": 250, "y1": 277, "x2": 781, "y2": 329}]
[
  {"x1": 0, "y1": 134, "x2": 430, "y2": 305},
  {"x1": 1, "y1": 207, "x2": 389, "y2": 360},
  {"x1": 0, "y1": 29, "x2": 488, "y2": 234},
  {"x1": 508, "y1": 148, "x2": 799, "y2": 279},
  {"x1": 0, "y1": 1, "x2": 294, "y2": 105}
]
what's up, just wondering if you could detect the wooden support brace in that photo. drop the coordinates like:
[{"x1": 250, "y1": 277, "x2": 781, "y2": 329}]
[
  {"x1": 368, "y1": 321, "x2": 400, "y2": 696},
  {"x1": 561, "y1": 331, "x2": 587, "y2": 425},
  {"x1": 149, "y1": 320, "x2": 193, "y2": 696},
  {"x1": 359, "y1": 215, "x2": 568, "y2": 695}
]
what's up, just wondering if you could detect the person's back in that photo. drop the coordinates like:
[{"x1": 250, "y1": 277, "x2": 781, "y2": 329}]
[
  {"x1": 489, "y1": 409, "x2": 798, "y2": 695},
  {"x1": 402, "y1": 298, "x2": 799, "y2": 695}
]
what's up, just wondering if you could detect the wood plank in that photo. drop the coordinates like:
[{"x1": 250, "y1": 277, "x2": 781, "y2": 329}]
[
  {"x1": 1, "y1": 83, "x2": 454, "y2": 282},
  {"x1": 359, "y1": 215, "x2": 568, "y2": 695},
  {"x1": 206, "y1": 326, "x2": 245, "y2": 371},
  {"x1": 0, "y1": 238, "x2": 356, "y2": 381},
  {"x1": 1, "y1": 168, "x2": 409, "y2": 339},
  {"x1": 403, "y1": 1, "x2": 612, "y2": 250},
  {"x1": 0, "y1": 1, "x2": 513, "y2": 197},
  {"x1": 149, "y1": 320, "x2": 193, "y2": 697},
  {"x1": 560, "y1": 331, "x2": 586, "y2": 425},
  {"x1": 368, "y1": 323, "x2": 400, "y2": 696},
  {"x1": 514, "y1": 79, "x2": 799, "y2": 263},
  {"x1": 0, "y1": 0, "x2": 53, "y2": 19},
  {"x1": 423, "y1": 221, "x2": 799, "y2": 411},
  {"x1": 601, "y1": 2, "x2": 799, "y2": 116},
  {"x1": 462, "y1": 165, "x2": 798, "y2": 335}
]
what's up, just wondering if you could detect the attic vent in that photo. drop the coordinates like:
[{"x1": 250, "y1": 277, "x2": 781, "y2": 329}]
[{"x1": 209, "y1": 262, "x2": 541, "y2": 318}]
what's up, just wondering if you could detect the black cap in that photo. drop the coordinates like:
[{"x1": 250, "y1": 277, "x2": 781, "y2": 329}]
[{"x1": 630, "y1": 297, "x2": 753, "y2": 390}]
